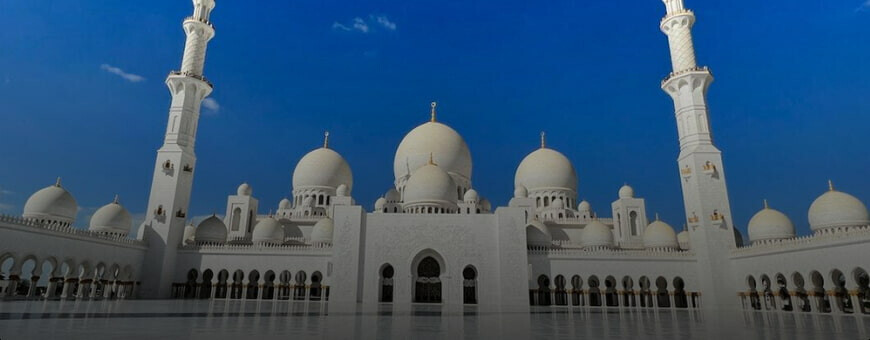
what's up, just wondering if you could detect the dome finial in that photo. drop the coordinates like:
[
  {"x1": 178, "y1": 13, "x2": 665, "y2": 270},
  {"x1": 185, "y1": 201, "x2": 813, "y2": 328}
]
[
  {"x1": 428, "y1": 152, "x2": 436, "y2": 166},
  {"x1": 655, "y1": 213, "x2": 660, "y2": 221},
  {"x1": 323, "y1": 131, "x2": 330, "y2": 148},
  {"x1": 113, "y1": 194, "x2": 120, "y2": 204},
  {"x1": 828, "y1": 179, "x2": 835, "y2": 192},
  {"x1": 430, "y1": 102, "x2": 437, "y2": 122},
  {"x1": 540, "y1": 131, "x2": 546, "y2": 149},
  {"x1": 763, "y1": 199, "x2": 769, "y2": 209},
  {"x1": 55, "y1": 177, "x2": 62, "y2": 187}
]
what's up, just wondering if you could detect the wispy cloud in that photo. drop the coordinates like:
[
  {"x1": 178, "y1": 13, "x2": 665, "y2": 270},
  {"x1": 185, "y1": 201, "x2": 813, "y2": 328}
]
[
  {"x1": 100, "y1": 64, "x2": 145, "y2": 83},
  {"x1": 333, "y1": 15, "x2": 396, "y2": 33},
  {"x1": 373, "y1": 15, "x2": 396, "y2": 31},
  {"x1": 0, "y1": 186, "x2": 14, "y2": 214},
  {"x1": 202, "y1": 97, "x2": 220, "y2": 114},
  {"x1": 856, "y1": 0, "x2": 870, "y2": 11}
]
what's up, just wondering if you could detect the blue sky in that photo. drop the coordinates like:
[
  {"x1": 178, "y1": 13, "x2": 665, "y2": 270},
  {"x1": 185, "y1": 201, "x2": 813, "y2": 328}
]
[{"x1": 0, "y1": 0, "x2": 868, "y2": 237}]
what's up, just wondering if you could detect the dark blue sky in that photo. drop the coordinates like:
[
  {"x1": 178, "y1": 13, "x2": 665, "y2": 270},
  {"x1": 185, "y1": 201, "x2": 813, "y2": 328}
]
[{"x1": 1, "y1": 0, "x2": 868, "y2": 236}]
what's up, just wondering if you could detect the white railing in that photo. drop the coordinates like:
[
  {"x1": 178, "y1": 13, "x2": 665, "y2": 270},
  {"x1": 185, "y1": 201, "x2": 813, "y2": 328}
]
[
  {"x1": 528, "y1": 246, "x2": 694, "y2": 258},
  {"x1": 179, "y1": 242, "x2": 332, "y2": 254},
  {"x1": 0, "y1": 214, "x2": 145, "y2": 247},
  {"x1": 732, "y1": 225, "x2": 870, "y2": 257}
]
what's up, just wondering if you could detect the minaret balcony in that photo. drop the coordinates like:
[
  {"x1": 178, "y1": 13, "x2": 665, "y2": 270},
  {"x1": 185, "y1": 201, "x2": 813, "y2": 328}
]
[
  {"x1": 660, "y1": 9, "x2": 694, "y2": 24},
  {"x1": 661, "y1": 66, "x2": 710, "y2": 86},
  {"x1": 169, "y1": 71, "x2": 214, "y2": 88},
  {"x1": 184, "y1": 16, "x2": 215, "y2": 29}
]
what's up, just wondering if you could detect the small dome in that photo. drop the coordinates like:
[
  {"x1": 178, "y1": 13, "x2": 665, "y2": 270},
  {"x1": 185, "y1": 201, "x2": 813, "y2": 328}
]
[
  {"x1": 292, "y1": 147, "x2": 353, "y2": 193},
  {"x1": 385, "y1": 187, "x2": 401, "y2": 202},
  {"x1": 89, "y1": 196, "x2": 132, "y2": 235},
  {"x1": 480, "y1": 198, "x2": 492, "y2": 212},
  {"x1": 279, "y1": 198, "x2": 292, "y2": 209},
  {"x1": 582, "y1": 220, "x2": 613, "y2": 248},
  {"x1": 808, "y1": 183, "x2": 869, "y2": 232},
  {"x1": 551, "y1": 198, "x2": 565, "y2": 209},
  {"x1": 403, "y1": 164, "x2": 457, "y2": 206},
  {"x1": 237, "y1": 182, "x2": 252, "y2": 196},
  {"x1": 748, "y1": 201, "x2": 795, "y2": 242},
  {"x1": 183, "y1": 223, "x2": 196, "y2": 245},
  {"x1": 526, "y1": 220, "x2": 552, "y2": 247},
  {"x1": 375, "y1": 197, "x2": 387, "y2": 211},
  {"x1": 514, "y1": 185, "x2": 528, "y2": 198},
  {"x1": 394, "y1": 121, "x2": 472, "y2": 183},
  {"x1": 252, "y1": 217, "x2": 284, "y2": 244},
  {"x1": 464, "y1": 189, "x2": 479, "y2": 202},
  {"x1": 336, "y1": 184, "x2": 349, "y2": 197},
  {"x1": 677, "y1": 230, "x2": 689, "y2": 250},
  {"x1": 643, "y1": 219, "x2": 679, "y2": 249},
  {"x1": 577, "y1": 200, "x2": 591, "y2": 212},
  {"x1": 195, "y1": 215, "x2": 227, "y2": 244},
  {"x1": 618, "y1": 184, "x2": 635, "y2": 199},
  {"x1": 515, "y1": 148, "x2": 577, "y2": 193},
  {"x1": 311, "y1": 217, "x2": 334, "y2": 244},
  {"x1": 23, "y1": 179, "x2": 78, "y2": 225}
]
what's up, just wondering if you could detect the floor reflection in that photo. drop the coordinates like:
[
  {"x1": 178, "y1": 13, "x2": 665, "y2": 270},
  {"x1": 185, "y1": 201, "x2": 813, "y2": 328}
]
[{"x1": 0, "y1": 300, "x2": 867, "y2": 339}]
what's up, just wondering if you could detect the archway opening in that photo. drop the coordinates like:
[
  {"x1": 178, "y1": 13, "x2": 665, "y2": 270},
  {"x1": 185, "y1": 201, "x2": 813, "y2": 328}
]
[
  {"x1": 415, "y1": 257, "x2": 442, "y2": 303},
  {"x1": 463, "y1": 266, "x2": 478, "y2": 305},
  {"x1": 554, "y1": 275, "x2": 567, "y2": 306},
  {"x1": 380, "y1": 264, "x2": 394, "y2": 303},
  {"x1": 571, "y1": 275, "x2": 583, "y2": 306}
]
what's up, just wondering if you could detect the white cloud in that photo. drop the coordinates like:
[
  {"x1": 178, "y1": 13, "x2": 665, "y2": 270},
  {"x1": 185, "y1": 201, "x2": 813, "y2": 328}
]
[
  {"x1": 352, "y1": 17, "x2": 369, "y2": 33},
  {"x1": 374, "y1": 15, "x2": 396, "y2": 31},
  {"x1": 856, "y1": 0, "x2": 870, "y2": 11},
  {"x1": 100, "y1": 64, "x2": 145, "y2": 83},
  {"x1": 202, "y1": 98, "x2": 220, "y2": 113},
  {"x1": 333, "y1": 15, "x2": 395, "y2": 33}
]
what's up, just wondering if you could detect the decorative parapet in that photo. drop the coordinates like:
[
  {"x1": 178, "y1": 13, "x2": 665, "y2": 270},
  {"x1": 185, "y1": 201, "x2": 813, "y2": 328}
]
[
  {"x1": 732, "y1": 225, "x2": 870, "y2": 257},
  {"x1": 545, "y1": 217, "x2": 615, "y2": 226},
  {"x1": 0, "y1": 214, "x2": 146, "y2": 247},
  {"x1": 184, "y1": 16, "x2": 214, "y2": 29},
  {"x1": 528, "y1": 246, "x2": 694, "y2": 259},
  {"x1": 661, "y1": 9, "x2": 694, "y2": 24},
  {"x1": 179, "y1": 242, "x2": 332, "y2": 255}
]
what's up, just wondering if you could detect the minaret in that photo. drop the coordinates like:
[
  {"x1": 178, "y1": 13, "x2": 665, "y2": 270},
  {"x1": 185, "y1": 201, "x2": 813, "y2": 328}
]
[
  {"x1": 659, "y1": 0, "x2": 738, "y2": 310},
  {"x1": 139, "y1": 0, "x2": 216, "y2": 299}
]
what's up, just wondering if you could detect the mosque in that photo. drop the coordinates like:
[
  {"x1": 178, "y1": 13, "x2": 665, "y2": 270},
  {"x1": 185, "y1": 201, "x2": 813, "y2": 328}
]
[{"x1": 1, "y1": 0, "x2": 869, "y2": 316}]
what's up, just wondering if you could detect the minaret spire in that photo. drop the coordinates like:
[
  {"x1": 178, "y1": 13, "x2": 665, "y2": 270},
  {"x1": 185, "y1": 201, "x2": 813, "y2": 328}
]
[
  {"x1": 323, "y1": 131, "x2": 330, "y2": 148},
  {"x1": 141, "y1": 0, "x2": 217, "y2": 299}
]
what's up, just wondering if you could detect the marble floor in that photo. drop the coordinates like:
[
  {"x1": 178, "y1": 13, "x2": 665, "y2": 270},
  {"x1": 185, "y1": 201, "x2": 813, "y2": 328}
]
[{"x1": 0, "y1": 300, "x2": 867, "y2": 339}]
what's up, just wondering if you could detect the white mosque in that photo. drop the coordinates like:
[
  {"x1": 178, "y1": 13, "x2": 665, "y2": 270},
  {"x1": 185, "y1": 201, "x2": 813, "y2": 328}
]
[{"x1": 1, "y1": 0, "x2": 869, "y2": 317}]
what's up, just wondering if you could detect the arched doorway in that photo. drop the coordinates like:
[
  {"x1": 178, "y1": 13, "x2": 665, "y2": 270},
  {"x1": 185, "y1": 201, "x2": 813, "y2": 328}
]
[
  {"x1": 463, "y1": 266, "x2": 477, "y2": 305},
  {"x1": 554, "y1": 275, "x2": 567, "y2": 306},
  {"x1": 415, "y1": 257, "x2": 442, "y2": 303},
  {"x1": 380, "y1": 264, "x2": 394, "y2": 303}
]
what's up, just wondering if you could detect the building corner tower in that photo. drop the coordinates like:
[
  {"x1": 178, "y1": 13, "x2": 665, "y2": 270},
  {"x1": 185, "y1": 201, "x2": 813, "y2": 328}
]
[
  {"x1": 659, "y1": 0, "x2": 738, "y2": 310},
  {"x1": 139, "y1": 0, "x2": 216, "y2": 299}
]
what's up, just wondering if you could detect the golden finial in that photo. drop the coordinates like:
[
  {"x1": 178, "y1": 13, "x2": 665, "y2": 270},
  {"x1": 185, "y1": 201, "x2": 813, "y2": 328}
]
[
  {"x1": 430, "y1": 102, "x2": 437, "y2": 122},
  {"x1": 55, "y1": 177, "x2": 62, "y2": 187},
  {"x1": 113, "y1": 194, "x2": 120, "y2": 204},
  {"x1": 323, "y1": 131, "x2": 330, "y2": 148},
  {"x1": 763, "y1": 199, "x2": 769, "y2": 209},
  {"x1": 655, "y1": 213, "x2": 660, "y2": 221},
  {"x1": 828, "y1": 179, "x2": 835, "y2": 192},
  {"x1": 428, "y1": 152, "x2": 437, "y2": 165},
  {"x1": 540, "y1": 131, "x2": 546, "y2": 149}
]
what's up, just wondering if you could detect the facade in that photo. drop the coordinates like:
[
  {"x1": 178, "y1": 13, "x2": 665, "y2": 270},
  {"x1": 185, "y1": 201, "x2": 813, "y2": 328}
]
[{"x1": 1, "y1": 0, "x2": 869, "y2": 318}]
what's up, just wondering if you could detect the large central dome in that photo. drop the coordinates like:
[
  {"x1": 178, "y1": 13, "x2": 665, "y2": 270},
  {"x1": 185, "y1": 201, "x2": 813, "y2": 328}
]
[{"x1": 393, "y1": 121, "x2": 472, "y2": 183}]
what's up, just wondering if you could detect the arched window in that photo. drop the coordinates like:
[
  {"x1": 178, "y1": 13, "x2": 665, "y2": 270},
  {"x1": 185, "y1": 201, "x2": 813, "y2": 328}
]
[
  {"x1": 246, "y1": 210, "x2": 253, "y2": 233},
  {"x1": 230, "y1": 208, "x2": 241, "y2": 231},
  {"x1": 318, "y1": 195, "x2": 324, "y2": 205},
  {"x1": 629, "y1": 211, "x2": 638, "y2": 235}
]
